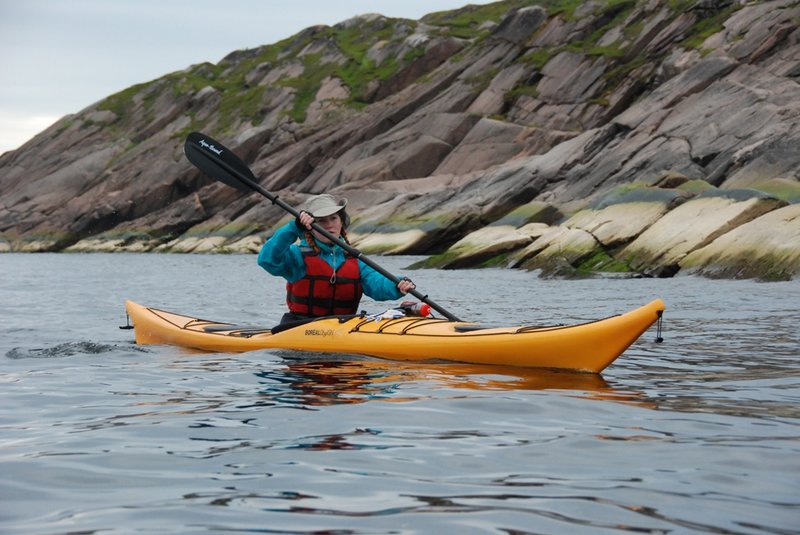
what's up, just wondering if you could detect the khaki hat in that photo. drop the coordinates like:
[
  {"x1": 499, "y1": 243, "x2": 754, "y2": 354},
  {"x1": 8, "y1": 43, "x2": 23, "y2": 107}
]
[{"x1": 303, "y1": 194, "x2": 347, "y2": 218}]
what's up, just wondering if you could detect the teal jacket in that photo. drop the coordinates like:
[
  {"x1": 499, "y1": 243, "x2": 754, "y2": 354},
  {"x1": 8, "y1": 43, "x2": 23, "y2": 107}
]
[{"x1": 257, "y1": 221, "x2": 403, "y2": 302}]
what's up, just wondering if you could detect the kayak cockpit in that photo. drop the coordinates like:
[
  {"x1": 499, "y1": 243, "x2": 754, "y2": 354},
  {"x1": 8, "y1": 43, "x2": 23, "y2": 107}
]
[{"x1": 200, "y1": 313, "x2": 368, "y2": 337}]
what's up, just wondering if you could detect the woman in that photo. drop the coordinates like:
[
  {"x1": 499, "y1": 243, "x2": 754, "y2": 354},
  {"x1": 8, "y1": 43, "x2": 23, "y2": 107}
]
[{"x1": 258, "y1": 194, "x2": 416, "y2": 324}]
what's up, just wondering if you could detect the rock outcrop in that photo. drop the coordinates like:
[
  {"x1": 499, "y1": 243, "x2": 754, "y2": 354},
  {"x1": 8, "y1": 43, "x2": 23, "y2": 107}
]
[{"x1": 1, "y1": 0, "x2": 799, "y2": 280}]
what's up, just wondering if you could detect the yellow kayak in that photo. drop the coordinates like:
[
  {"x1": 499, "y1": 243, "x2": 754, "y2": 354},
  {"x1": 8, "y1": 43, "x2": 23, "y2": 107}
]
[{"x1": 124, "y1": 299, "x2": 664, "y2": 373}]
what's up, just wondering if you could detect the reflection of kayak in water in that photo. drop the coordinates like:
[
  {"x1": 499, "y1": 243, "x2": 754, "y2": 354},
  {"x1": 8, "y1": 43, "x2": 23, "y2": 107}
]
[
  {"x1": 124, "y1": 299, "x2": 664, "y2": 373},
  {"x1": 258, "y1": 359, "x2": 614, "y2": 406},
  {"x1": 256, "y1": 360, "x2": 656, "y2": 414}
]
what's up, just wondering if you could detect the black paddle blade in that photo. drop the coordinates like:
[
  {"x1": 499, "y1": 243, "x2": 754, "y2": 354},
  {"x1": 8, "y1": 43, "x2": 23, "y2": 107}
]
[{"x1": 184, "y1": 132, "x2": 257, "y2": 192}]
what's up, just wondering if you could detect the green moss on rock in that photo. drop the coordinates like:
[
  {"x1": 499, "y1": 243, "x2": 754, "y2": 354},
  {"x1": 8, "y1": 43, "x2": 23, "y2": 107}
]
[
  {"x1": 750, "y1": 179, "x2": 800, "y2": 204},
  {"x1": 677, "y1": 179, "x2": 716, "y2": 195},
  {"x1": 492, "y1": 201, "x2": 563, "y2": 226},
  {"x1": 410, "y1": 250, "x2": 462, "y2": 269},
  {"x1": 589, "y1": 183, "x2": 686, "y2": 209},
  {"x1": 479, "y1": 252, "x2": 513, "y2": 268},
  {"x1": 575, "y1": 249, "x2": 631, "y2": 274},
  {"x1": 686, "y1": 251, "x2": 798, "y2": 282}
]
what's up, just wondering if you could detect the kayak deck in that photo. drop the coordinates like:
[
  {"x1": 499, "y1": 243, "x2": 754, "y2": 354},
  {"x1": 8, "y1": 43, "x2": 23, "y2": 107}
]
[{"x1": 124, "y1": 299, "x2": 665, "y2": 373}]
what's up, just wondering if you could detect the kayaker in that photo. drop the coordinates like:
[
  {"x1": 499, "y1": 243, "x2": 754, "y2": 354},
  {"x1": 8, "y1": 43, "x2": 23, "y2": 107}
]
[{"x1": 257, "y1": 194, "x2": 416, "y2": 324}]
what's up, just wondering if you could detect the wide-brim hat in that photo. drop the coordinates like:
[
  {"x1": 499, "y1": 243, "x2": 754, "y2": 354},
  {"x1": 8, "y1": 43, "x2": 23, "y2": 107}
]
[{"x1": 303, "y1": 194, "x2": 348, "y2": 218}]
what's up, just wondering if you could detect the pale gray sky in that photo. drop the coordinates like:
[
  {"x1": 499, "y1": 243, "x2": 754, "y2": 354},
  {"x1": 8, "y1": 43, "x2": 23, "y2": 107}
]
[{"x1": 0, "y1": 0, "x2": 494, "y2": 154}]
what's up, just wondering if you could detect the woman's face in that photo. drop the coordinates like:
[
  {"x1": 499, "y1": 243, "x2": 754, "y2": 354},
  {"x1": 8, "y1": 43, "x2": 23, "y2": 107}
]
[{"x1": 313, "y1": 213, "x2": 343, "y2": 243}]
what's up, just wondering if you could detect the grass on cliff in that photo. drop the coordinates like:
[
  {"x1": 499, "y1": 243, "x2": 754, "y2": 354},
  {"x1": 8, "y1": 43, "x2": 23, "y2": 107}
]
[
  {"x1": 502, "y1": 0, "x2": 641, "y2": 116},
  {"x1": 95, "y1": 0, "x2": 744, "y2": 135},
  {"x1": 680, "y1": 5, "x2": 738, "y2": 51},
  {"x1": 494, "y1": 0, "x2": 742, "y2": 119},
  {"x1": 95, "y1": 18, "x2": 426, "y2": 130},
  {"x1": 95, "y1": 0, "x2": 645, "y2": 132},
  {"x1": 422, "y1": 0, "x2": 533, "y2": 38},
  {"x1": 421, "y1": 0, "x2": 636, "y2": 38}
]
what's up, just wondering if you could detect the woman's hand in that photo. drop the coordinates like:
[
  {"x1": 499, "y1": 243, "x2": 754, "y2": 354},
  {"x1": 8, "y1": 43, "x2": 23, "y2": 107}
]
[
  {"x1": 296, "y1": 211, "x2": 315, "y2": 230},
  {"x1": 397, "y1": 278, "x2": 416, "y2": 295}
]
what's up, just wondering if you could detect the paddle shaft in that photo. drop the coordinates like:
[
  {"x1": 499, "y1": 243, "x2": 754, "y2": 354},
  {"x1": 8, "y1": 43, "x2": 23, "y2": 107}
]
[{"x1": 185, "y1": 133, "x2": 462, "y2": 322}]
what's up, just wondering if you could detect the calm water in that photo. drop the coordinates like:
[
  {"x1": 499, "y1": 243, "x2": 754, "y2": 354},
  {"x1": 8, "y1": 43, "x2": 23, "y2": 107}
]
[{"x1": 1, "y1": 253, "x2": 798, "y2": 534}]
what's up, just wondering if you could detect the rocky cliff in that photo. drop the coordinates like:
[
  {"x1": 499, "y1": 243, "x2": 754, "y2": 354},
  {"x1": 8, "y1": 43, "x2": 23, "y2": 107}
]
[{"x1": 1, "y1": 0, "x2": 798, "y2": 280}]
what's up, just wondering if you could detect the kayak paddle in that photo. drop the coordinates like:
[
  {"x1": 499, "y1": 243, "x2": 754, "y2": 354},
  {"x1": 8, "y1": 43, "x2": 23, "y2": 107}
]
[{"x1": 184, "y1": 131, "x2": 462, "y2": 322}]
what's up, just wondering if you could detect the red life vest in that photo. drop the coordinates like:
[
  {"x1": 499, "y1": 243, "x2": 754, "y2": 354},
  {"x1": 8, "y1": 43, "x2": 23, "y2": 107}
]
[{"x1": 286, "y1": 246, "x2": 363, "y2": 316}]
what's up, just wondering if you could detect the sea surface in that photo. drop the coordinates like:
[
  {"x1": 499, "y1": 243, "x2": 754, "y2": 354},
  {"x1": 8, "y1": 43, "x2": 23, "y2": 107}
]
[{"x1": 1, "y1": 253, "x2": 798, "y2": 535}]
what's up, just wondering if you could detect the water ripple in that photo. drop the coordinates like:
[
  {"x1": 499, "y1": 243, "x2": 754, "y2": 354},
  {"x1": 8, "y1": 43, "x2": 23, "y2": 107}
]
[{"x1": 5, "y1": 341, "x2": 149, "y2": 359}]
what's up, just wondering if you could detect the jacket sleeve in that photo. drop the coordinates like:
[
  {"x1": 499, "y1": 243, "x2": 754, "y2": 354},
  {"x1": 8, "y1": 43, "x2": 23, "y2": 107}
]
[
  {"x1": 257, "y1": 221, "x2": 307, "y2": 283},
  {"x1": 359, "y1": 260, "x2": 404, "y2": 302}
]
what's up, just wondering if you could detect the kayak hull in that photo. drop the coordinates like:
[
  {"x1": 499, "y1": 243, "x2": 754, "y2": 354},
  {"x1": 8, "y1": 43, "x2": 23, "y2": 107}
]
[{"x1": 124, "y1": 299, "x2": 664, "y2": 373}]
